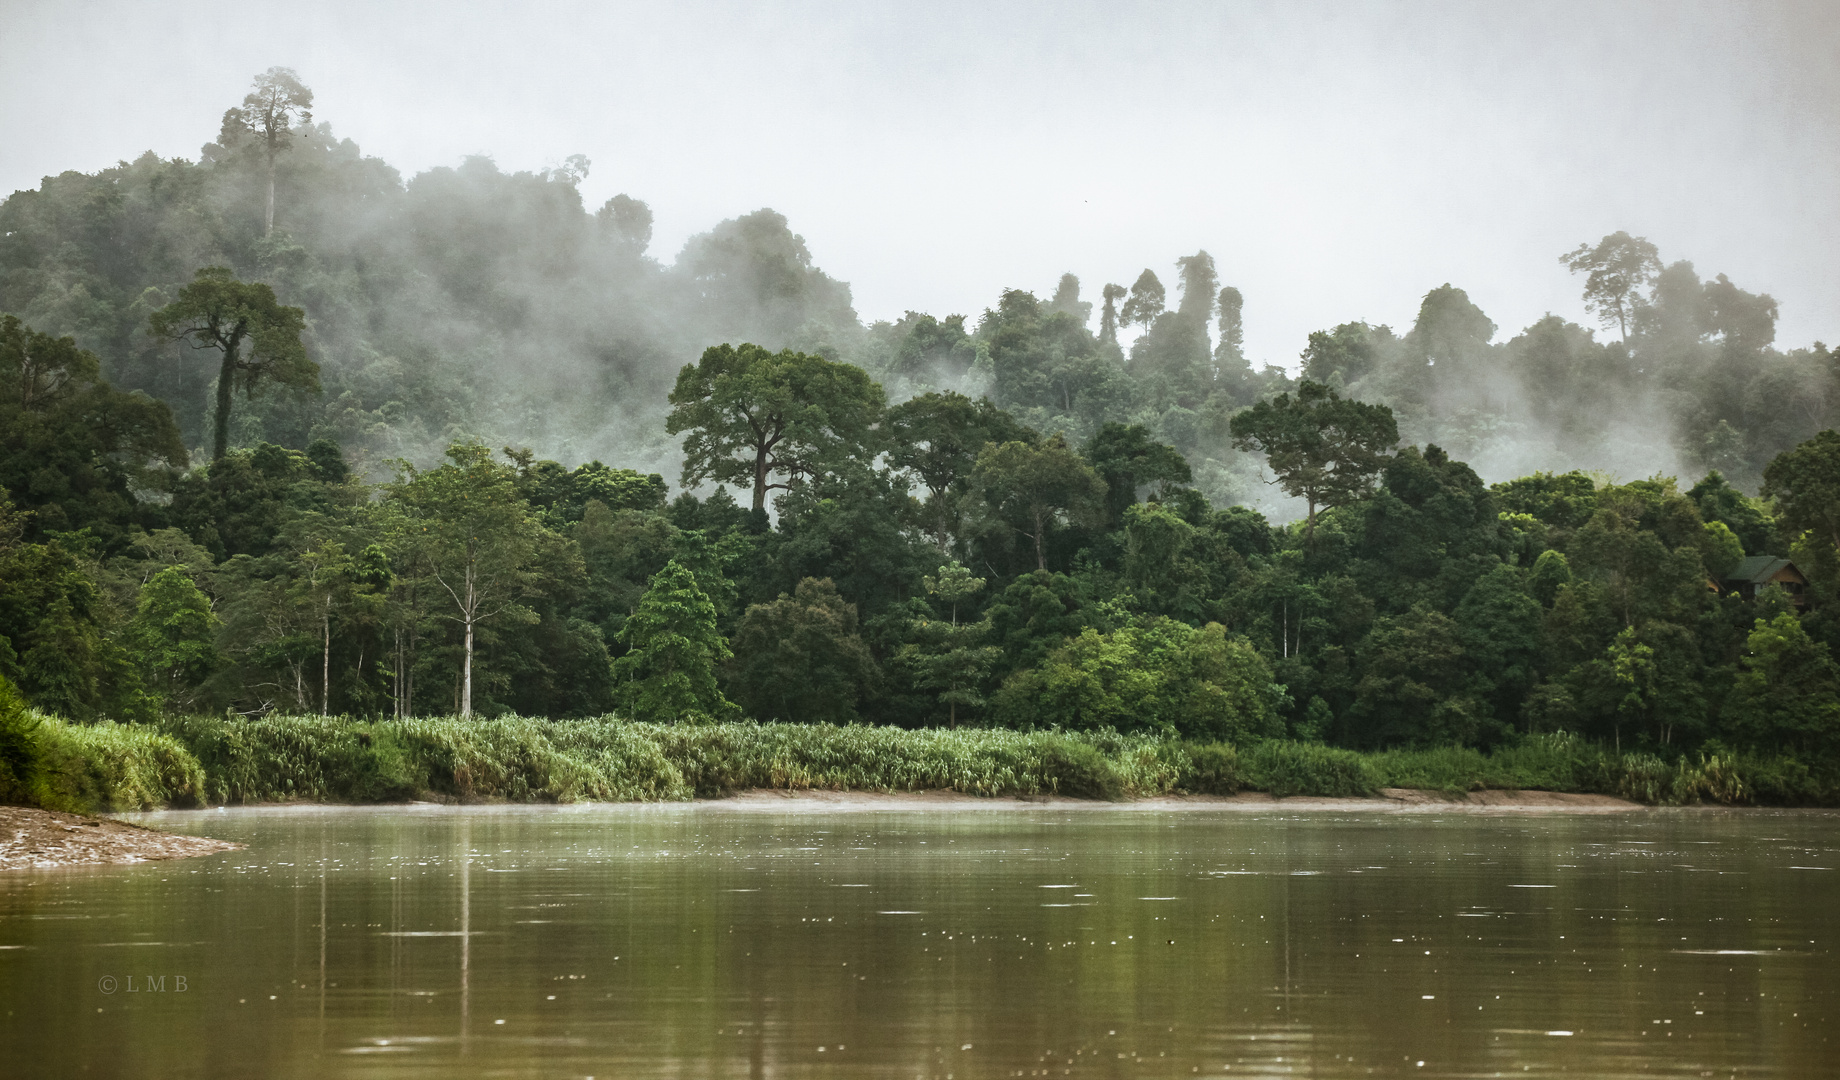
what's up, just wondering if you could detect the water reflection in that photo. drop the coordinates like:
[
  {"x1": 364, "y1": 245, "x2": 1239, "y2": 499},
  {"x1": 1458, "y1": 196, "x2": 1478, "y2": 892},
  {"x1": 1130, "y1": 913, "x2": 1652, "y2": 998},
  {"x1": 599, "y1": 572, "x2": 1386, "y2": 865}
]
[{"x1": 0, "y1": 805, "x2": 1834, "y2": 1077}]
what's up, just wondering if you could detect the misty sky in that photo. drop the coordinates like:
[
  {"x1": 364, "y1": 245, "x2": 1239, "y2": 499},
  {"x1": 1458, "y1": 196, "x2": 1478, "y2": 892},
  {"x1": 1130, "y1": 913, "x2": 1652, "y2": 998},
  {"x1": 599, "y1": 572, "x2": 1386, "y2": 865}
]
[{"x1": 4, "y1": 0, "x2": 1836, "y2": 368}]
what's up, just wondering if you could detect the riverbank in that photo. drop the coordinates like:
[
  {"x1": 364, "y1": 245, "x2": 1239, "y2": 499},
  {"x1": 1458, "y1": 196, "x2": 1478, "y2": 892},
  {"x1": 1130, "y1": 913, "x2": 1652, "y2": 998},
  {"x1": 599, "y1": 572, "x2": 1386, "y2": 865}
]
[
  {"x1": 0, "y1": 805, "x2": 239, "y2": 870},
  {"x1": 11, "y1": 712, "x2": 1835, "y2": 814},
  {"x1": 705, "y1": 786, "x2": 1643, "y2": 812}
]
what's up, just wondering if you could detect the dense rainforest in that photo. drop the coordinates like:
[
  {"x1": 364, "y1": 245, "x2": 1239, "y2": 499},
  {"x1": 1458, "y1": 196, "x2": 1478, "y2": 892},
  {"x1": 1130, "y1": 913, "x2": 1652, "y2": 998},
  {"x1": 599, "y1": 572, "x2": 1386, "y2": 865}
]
[{"x1": 4, "y1": 70, "x2": 1839, "y2": 773}]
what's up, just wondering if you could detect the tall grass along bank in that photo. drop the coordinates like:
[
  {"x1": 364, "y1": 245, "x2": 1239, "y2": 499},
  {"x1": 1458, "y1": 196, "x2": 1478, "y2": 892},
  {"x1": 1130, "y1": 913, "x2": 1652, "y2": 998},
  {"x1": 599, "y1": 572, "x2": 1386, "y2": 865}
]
[{"x1": 5, "y1": 714, "x2": 1836, "y2": 813}]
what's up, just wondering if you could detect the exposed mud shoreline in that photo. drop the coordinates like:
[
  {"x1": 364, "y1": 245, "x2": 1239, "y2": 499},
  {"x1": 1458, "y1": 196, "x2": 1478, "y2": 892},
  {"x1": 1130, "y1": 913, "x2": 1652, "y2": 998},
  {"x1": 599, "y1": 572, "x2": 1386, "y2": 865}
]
[
  {"x1": 0, "y1": 805, "x2": 240, "y2": 871},
  {"x1": 700, "y1": 787, "x2": 1644, "y2": 813}
]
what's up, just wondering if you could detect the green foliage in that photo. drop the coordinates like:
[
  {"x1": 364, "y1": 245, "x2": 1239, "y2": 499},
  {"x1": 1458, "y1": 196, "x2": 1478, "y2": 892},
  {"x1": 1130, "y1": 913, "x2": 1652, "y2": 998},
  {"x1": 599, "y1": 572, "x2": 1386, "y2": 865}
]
[
  {"x1": 10, "y1": 711, "x2": 1837, "y2": 811},
  {"x1": 1529, "y1": 549, "x2": 1573, "y2": 606},
  {"x1": 727, "y1": 578, "x2": 877, "y2": 724},
  {"x1": 991, "y1": 619, "x2": 1281, "y2": 743},
  {"x1": 148, "y1": 267, "x2": 316, "y2": 461},
  {"x1": 0, "y1": 674, "x2": 42, "y2": 804},
  {"x1": 666, "y1": 343, "x2": 884, "y2": 513},
  {"x1": 384, "y1": 443, "x2": 575, "y2": 717},
  {"x1": 1763, "y1": 430, "x2": 1840, "y2": 558},
  {"x1": 34, "y1": 719, "x2": 206, "y2": 812},
  {"x1": 169, "y1": 441, "x2": 354, "y2": 560},
  {"x1": 886, "y1": 391, "x2": 1037, "y2": 551},
  {"x1": 1350, "y1": 604, "x2": 1497, "y2": 748},
  {"x1": 898, "y1": 563, "x2": 1001, "y2": 728},
  {"x1": 1688, "y1": 471, "x2": 1774, "y2": 554},
  {"x1": 1244, "y1": 740, "x2": 1379, "y2": 797},
  {"x1": 1560, "y1": 231, "x2": 1661, "y2": 341},
  {"x1": 127, "y1": 567, "x2": 220, "y2": 711},
  {"x1": 1492, "y1": 472, "x2": 1598, "y2": 531},
  {"x1": 614, "y1": 559, "x2": 734, "y2": 724},
  {"x1": 970, "y1": 435, "x2": 1107, "y2": 571},
  {"x1": 1086, "y1": 423, "x2": 1192, "y2": 527},
  {"x1": 0, "y1": 315, "x2": 185, "y2": 547},
  {"x1": 6, "y1": 90, "x2": 1840, "y2": 797},
  {"x1": 1229, "y1": 380, "x2": 1398, "y2": 540},
  {"x1": 1726, "y1": 613, "x2": 1840, "y2": 755}
]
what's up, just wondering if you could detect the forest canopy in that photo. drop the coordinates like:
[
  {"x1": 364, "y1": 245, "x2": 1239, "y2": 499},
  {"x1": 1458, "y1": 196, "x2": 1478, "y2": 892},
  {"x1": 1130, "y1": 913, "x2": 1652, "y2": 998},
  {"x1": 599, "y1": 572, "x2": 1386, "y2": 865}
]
[{"x1": 3, "y1": 69, "x2": 1839, "y2": 768}]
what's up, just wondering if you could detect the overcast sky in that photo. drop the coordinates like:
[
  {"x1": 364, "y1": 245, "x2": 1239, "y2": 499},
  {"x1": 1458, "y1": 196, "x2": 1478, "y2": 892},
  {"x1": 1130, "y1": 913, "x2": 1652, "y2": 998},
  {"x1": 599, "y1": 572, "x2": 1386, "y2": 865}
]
[{"x1": 4, "y1": 0, "x2": 1836, "y2": 367}]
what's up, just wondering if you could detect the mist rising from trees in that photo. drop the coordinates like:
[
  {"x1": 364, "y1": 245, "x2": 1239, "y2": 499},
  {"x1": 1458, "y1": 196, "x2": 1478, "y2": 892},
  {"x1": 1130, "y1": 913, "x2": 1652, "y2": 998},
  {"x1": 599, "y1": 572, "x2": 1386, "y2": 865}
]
[{"x1": 0, "y1": 70, "x2": 1830, "y2": 516}]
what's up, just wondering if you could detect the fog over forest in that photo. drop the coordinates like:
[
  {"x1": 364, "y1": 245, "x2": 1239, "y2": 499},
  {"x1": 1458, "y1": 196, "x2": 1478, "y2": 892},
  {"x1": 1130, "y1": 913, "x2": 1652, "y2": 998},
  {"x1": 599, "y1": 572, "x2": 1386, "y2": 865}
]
[
  {"x1": 7, "y1": 7, "x2": 1840, "y2": 774},
  {"x1": 4, "y1": 2, "x2": 1837, "y2": 521},
  {"x1": 0, "y1": 68, "x2": 1832, "y2": 520}
]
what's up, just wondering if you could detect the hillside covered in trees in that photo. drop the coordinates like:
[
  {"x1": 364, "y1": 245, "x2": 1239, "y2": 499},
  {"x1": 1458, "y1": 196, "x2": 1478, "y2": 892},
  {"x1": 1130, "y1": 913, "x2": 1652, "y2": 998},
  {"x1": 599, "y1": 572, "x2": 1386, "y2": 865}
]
[{"x1": 4, "y1": 70, "x2": 1839, "y2": 771}]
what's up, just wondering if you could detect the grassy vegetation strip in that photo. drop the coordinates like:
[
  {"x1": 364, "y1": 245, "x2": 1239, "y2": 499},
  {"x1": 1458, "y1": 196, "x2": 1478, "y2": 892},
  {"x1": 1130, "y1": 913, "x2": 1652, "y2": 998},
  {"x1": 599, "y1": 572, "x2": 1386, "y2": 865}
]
[
  {"x1": 35, "y1": 717, "x2": 207, "y2": 812},
  {"x1": 2, "y1": 713, "x2": 1834, "y2": 812}
]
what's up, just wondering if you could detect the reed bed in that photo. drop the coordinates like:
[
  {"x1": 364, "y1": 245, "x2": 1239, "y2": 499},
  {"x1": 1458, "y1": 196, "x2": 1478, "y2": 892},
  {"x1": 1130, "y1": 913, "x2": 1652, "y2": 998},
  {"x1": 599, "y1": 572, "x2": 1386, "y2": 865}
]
[{"x1": 1, "y1": 713, "x2": 1830, "y2": 812}]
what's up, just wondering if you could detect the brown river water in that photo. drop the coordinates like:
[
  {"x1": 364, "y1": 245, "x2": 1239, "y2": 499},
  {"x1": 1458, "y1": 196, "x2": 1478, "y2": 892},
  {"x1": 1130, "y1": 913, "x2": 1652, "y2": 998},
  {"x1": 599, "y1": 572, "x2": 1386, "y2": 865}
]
[{"x1": 0, "y1": 802, "x2": 1834, "y2": 1078}]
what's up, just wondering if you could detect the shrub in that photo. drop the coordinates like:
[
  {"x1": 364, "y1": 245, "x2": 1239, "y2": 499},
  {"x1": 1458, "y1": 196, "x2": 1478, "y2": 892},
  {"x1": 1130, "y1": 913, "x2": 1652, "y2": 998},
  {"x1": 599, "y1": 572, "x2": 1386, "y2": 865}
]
[
  {"x1": 0, "y1": 674, "x2": 42, "y2": 804},
  {"x1": 1171, "y1": 742, "x2": 1243, "y2": 795},
  {"x1": 1244, "y1": 740, "x2": 1378, "y2": 798},
  {"x1": 36, "y1": 719, "x2": 206, "y2": 811}
]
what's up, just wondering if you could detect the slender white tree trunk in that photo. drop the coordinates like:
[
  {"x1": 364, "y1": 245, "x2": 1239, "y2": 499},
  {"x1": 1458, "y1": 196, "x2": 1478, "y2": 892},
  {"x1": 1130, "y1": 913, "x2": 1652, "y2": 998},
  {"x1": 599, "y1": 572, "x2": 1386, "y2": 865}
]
[
  {"x1": 461, "y1": 561, "x2": 476, "y2": 718},
  {"x1": 321, "y1": 607, "x2": 331, "y2": 716},
  {"x1": 462, "y1": 616, "x2": 474, "y2": 718}
]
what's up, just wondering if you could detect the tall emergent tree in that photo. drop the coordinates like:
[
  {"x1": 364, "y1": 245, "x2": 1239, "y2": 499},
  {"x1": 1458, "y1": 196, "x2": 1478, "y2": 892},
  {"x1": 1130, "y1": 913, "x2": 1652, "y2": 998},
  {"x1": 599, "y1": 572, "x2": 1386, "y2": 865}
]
[
  {"x1": 666, "y1": 343, "x2": 884, "y2": 513},
  {"x1": 150, "y1": 268, "x2": 316, "y2": 462},
  {"x1": 1120, "y1": 269, "x2": 1166, "y2": 329},
  {"x1": 1099, "y1": 283, "x2": 1127, "y2": 348},
  {"x1": 222, "y1": 67, "x2": 314, "y2": 235},
  {"x1": 1216, "y1": 286, "x2": 1244, "y2": 359},
  {"x1": 385, "y1": 444, "x2": 568, "y2": 718},
  {"x1": 1560, "y1": 231, "x2": 1661, "y2": 342},
  {"x1": 1229, "y1": 380, "x2": 1398, "y2": 542}
]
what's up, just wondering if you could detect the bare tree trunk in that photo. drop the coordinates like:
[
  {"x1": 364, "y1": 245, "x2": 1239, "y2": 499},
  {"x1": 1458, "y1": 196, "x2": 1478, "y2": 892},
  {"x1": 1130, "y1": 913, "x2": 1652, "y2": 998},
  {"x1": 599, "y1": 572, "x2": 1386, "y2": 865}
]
[
  {"x1": 462, "y1": 615, "x2": 474, "y2": 719},
  {"x1": 461, "y1": 564, "x2": 476, "y2": 718},
  {"x1": 397, "y1": 625, "x2": 408, "y2": 717},
  {"x1": 213, "y1": 346, "x2": 239, "y2": 462},
  {"x1": 405, "y1": 625, "x2": 416, "y2": 719},
  {"x1": 265, "y1": 153, "x2": 277, "y2": 236},
  {"x1": 753, "y1": 444, "x2": 770, "y2": 512},
  {"x1": 321, "y1": 607, "x2": 331, "y2": 716}
]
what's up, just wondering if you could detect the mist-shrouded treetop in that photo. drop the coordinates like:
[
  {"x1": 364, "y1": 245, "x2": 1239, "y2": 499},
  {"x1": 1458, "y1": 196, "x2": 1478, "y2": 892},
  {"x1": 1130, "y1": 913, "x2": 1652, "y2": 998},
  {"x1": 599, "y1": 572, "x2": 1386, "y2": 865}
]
[
  {"x1": 219, "y1": 67, "x2": 314, "y2": 236},
  {"x1": 1120, "y1": 269, "x2": 1166, "y2": 328},
  {"x1": 675, "y1": 209, "x2": 861, "y2": 357},
  {"x1": 1099, "y1": 283, "x2": 1127, "y2": 350},
  {"x1": 1561, "y1": 231, "x2": 1661, "y2": 343},
  {"x1": 1175, "y1": 252, "x2": 1218, "y2": 324},
  {"x1": 598, "y1": 194, "x2": 654, "y2": 256},
  {"x1": 1047, "y1": 273, "x2": 1092, "y2": 328}
]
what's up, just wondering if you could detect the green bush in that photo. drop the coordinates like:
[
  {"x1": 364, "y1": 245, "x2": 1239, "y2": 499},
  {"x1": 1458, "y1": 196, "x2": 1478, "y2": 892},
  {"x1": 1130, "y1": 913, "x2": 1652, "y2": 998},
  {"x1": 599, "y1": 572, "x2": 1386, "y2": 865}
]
[
  {"x1": 1244, "y1": 740, "x2": 1379, "y2": 798},
  {"x1": 1169, "y1": 741, "x2": 1243, "y2": 795},
  {"x1": 36, "y1": 719, "x2": 206, "y2": 811},
  {"x1": 0, "y1": 674, "x2": 42, "y2": 804}
]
